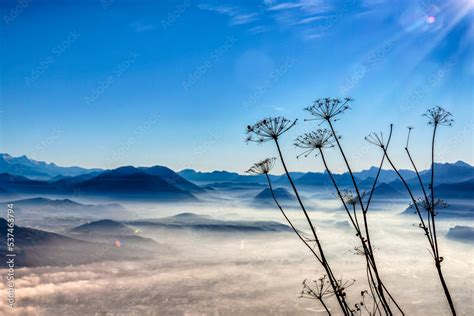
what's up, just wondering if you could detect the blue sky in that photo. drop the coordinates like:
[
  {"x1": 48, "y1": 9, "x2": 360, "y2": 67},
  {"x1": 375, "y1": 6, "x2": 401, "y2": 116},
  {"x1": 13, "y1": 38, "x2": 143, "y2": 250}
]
[{"x1": 1, "y1": 0, "x2": 473, "y2": 173}]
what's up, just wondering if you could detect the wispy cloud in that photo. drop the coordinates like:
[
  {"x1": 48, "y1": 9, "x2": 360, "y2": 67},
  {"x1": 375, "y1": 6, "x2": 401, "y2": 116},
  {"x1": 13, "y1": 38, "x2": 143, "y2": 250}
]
[
  {"x1": 267, "y1": 0, "x2": 332, "y2": 14},
  {"x1": 294, "y1": 14, "x2": 325, "y2": 25},
  {"x1": 231, "y1": 13, "x2": 259, "y2": 25},
  {"x1": 197, "y1": 3, "x2": 238, "y2": 16},
  {"x1": 248, "y1": 25, "x2": 270, "y2": 34},
  {"x1": 198, "y1": 3, "x2": 258, "y2": 26},
  {"x1": 267, "y1": 2, "x2": 302, "y2": 11}
]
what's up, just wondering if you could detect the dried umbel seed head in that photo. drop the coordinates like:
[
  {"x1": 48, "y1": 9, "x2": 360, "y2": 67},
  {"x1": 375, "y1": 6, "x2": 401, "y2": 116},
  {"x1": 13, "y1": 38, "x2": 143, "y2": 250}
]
[
  {"x1": 294, "y1": 129, "x2": 339, "y2": 158},
  {"x1": 300, "y1": 275, "x2": 333, "y2": 300},
  {"x1": 410, "y1": 197, "x2": 448, "y2": 212},
  {"x1": 423, "y1": 106, "x2": 454, "y2": 127},
  {"x1": 339, "y1": 190, "x2": 366, "y2": 206},
  {"x1": 246, "y1": 117, "x2": 297, "y2": 143},
  {"x1": 365, "y1": 132, "x2": 387, "y2": 148},
  {"x1": 304, "y1": 97, "x2": 352, "y2": 122},
  {"x1": 246, "y1": 157, "x2": 276, "y2": 175}
]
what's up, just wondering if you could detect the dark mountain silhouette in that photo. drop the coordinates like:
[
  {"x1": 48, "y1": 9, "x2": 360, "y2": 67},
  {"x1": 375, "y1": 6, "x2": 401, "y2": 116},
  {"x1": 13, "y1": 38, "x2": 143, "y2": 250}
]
[
  {"x1": 373, "y1": 183, "x2": 405, "y2": 198},
  {"x1": 295, "y1": 172, "x2": 357, "y2": 187},
  {"x1": 178, "y1": 169, "x2": 286, "y2": 184},
  {"x1": 0, "y1": 165, "x2": 200, "y2": 200},
  {"x1": 136, "y1": 166, "x2": 204, "y2": 193},
  {"x1": 446, "y1": 225, "x2": 474, "y2": 242},
  {"x1": 273, "y1": 173, "x2": 306, "y2": 185},
  {"x1": 0, "y1": 217, "x2": 87, "y2": 247},
  {"x1": 6, "y1": 197, "x2": 131, "y2": 219},
  {"x1": 128, "y1": 213, "x2": 292, "y2": 233},
  {"x1": 204, "y1": 181, "x2": 264, "y2": 191},
  {"x1": 51, "y1": 170, "x2": 104, "y2": 186},
  {"x1": 71, "y1": 219, "x2": 134, "y2": 234},
  {"x1": 433, "y1": 178, "x2": 474, "y2": 199},
  {"x1": 74, "y1": 168, "x2": 196, "y2": 200},
  {"x1": 179, "y1": 162, "x2": 473, "y2": 189},
  {"x1": 357, "y1": 176, "x2": 376, "y2": 189},
  {"x1": 0, "y1": 218, "x2": 164, "y2": 267},
  {"x1": 0, "y1": 153, "x2": 102, "y2": 180},
  {"x1": 178, "y1": 169, "x2": 242, "y2": 182},
  {"x1": 0, "y1": 217, "x2": 96, "y2": 266},
  {"x1": 353, "y1": 167, "x2": 416, "y2": 183},
  {"x1": 0, "y1": 173, "x2": 53, "y2": 193},
  {"x1": 418, "y1": 161, "x2": 474, "y2": 184},
  {"x1": 401, "y1": 200, "x2": 473, "y2": 219}
]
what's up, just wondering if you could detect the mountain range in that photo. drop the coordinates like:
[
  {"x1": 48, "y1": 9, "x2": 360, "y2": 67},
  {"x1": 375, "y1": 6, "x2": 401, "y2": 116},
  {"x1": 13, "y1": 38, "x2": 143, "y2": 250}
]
[
  {"x1": 0, "y1": 163, "x2": 200, "y2": 200},
  {"x1": 0, "y1": 153, "x2": 101, "y2": 180},
  {"x1": 0, "y1": 153, "x2": 472, "y2": 200}
]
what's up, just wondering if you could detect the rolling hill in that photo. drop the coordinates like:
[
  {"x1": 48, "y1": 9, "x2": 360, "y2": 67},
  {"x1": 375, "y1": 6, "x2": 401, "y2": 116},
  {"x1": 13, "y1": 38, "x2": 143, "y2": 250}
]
[{"x1": 127, "y1": 213, "x2": 293, "y2": 233}]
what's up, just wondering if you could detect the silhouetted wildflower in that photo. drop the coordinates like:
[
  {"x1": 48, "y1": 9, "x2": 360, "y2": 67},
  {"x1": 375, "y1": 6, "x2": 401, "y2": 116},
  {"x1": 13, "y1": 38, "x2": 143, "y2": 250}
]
[
  {"x1": 300, "y1": 275, "x2": 333, "y2": 300},
  {"x1": 410, "y1": 197, "x2": 448, "y2": 213},
  {"x1": 350, "y1": 246, "x2": 366, "y2": 256},
  {"x1": 364, "y1": 128, "x2": 391, "y2": 148},
  {"x1": 423, "y1": 106, "x2": 454, "y2": 127},
  {"x1": 246, "y1": 117, "x2": 297, "y2": 143},
  {"x1": 294, "y1": 129, "x2": 339, "y2": 158},
  {"x1": 246, "y1": 157, "x2": 276, "y2": 175},
  {"x1": 304, "y1": 97, "x2": 352, "y2": 122},
  {"x1": 340, "y1": 190, "x2": 366, "y2": 206}
]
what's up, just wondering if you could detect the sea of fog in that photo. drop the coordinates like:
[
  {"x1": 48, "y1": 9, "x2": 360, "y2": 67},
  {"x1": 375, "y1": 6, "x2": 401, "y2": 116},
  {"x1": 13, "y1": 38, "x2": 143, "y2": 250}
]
[{"x1": 0, "y1": 188, "x2": 472, "y2": 315}]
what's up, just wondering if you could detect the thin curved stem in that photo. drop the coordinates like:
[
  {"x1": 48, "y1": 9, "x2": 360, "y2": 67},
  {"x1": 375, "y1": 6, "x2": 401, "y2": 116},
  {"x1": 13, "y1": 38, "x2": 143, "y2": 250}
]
[
  {"x1": 326, "y1": 121, "x2": 399, "y2": 315},
  {"x1": 382, "y1": 145, "x2": 455, "y2": 315},
  {"x1": 274, "y1": 138, "x2": 352, "y2": 315},
  {"x1": 264, "y1": 173, "x2": 323, "y2": 265}
]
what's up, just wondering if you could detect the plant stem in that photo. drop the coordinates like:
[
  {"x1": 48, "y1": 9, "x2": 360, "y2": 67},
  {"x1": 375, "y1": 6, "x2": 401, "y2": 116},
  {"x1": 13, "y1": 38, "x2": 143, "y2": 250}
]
[
  {"x1": 383, "y1": 146, "x2": 455, "y2": 315},
  {"x1": 319, "y1": 148, "x2": 396, "y2": 315},
  {"x1": 430, "y1": 125, "x2": 440, "y2": 259},
  {"x1": 326, "y1": 121, "x2": 399, "y2": 315},
  {"x1": 274, "y1": 138, "x2": 352, "y2": 316},
  {"x1": 320, "y1": 297, "x2": 332, "y2": 315},
  {"x1": 405, "y1": 147, "x2": 434, "y2": 242},
  {"x1": 264, "y1": 173, "x2": 323, "y2": 265},
  {"x1": 430, "y1": 124, "x2": 456, "y2": 315}
]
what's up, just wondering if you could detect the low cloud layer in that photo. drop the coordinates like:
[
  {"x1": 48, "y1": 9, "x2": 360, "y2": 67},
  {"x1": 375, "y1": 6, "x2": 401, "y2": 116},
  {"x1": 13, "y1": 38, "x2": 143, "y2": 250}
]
[{"x1": 1, "y1": 199, "x2": 473, "y2": 315}]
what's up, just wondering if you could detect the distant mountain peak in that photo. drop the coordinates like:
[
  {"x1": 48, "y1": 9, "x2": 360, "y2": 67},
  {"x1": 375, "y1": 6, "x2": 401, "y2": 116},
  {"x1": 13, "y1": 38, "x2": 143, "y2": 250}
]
[
  {"x1": 0, "y1": 153, "x2": 102, "y2": 180},
  {"x1": 453, "y1": 160, "x2": 471, "y2": 167}
]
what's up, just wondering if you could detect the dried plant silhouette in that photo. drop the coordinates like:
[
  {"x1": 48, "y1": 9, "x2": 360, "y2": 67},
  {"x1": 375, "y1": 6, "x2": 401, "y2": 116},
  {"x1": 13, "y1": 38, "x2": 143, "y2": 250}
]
[
  {"x1": 301, "y1": 98, "x2": 403, "y2": 315},
  {"x1": 366, "y1": 106, "x2": 456, "y2": 315},
  {"x1": 245, "y1": 103, "x2": 458, "y2": 315},
  {"x1": 300, "y1": 275, "x2": 356, "y2": 315},
  {"x1": 246, "y1": 118, "x2": 353, "y2": 315}
]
